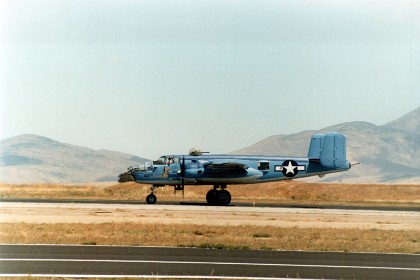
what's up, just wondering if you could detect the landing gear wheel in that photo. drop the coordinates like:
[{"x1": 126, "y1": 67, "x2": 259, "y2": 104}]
[
  {"x1": 146, "y1": 194, "x2": 157, "y2": 204},
  {"x1": 217, "y1": 190, "x2": 231, "y2": 206},
  {"x1": 206, "y1": 189, "x2": 219, "y2": 204}
]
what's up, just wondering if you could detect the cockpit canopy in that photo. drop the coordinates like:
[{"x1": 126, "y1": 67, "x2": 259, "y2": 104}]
[
  {"x1": 128, "y1": 161, "x2": 153, "y2": 172},
  {"x1": 154, "y1": 156, "x2": 180, "y2": 165}
]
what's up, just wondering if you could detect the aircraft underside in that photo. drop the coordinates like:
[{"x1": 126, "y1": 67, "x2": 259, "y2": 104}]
[
  {"x1": 128, "y1": 166, "x2": 348, "y2": 205},
  {"x1": 145, "y1": 183, "x2": 233, "y2": 205}
]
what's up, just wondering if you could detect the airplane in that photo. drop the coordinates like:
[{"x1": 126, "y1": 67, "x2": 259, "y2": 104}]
[{"x1": 119, "y1": 132, "x2": 355, "y2": 205}]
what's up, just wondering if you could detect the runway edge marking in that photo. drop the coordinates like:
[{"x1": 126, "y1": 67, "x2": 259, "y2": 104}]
[
  {"x1": 2, "y1": 258, "x2": 420, "y2": 271},
  {"x1": 0, "y1": 274, "x2": 308, "y2": 280},
  {"x1": 2, "y1": 244, "x2": 420, "y2": 256}
]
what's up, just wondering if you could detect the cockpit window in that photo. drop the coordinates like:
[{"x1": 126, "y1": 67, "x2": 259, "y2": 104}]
[
  {"x1": 154, "y1": 156, "x2": 180, "y2": 165},
  {"x1": 153, "y1": 156, "x2": 166, "y2": 165}
]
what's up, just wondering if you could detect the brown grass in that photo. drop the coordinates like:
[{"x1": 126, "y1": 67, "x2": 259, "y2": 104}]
[
  {"x1": 1, "y1": 182, "x2": 419, "y2": 255},
  {"x1": 1, "y1": 181, "x2": 420, "y2": 207},
  {"x1": 1, "y1": 222, "x2": 419, "y2": 254}
]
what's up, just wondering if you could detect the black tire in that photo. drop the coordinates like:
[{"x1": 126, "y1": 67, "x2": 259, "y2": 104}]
[
  {"x1": 206, "y1": 189, "x2": 219, "y2": 204},
  {"x1": 146, "y1": 194, "x2": 157, "y2": 204},
  {"x1": 217, "y1": 190, "x2": 231, "y2": 206}
]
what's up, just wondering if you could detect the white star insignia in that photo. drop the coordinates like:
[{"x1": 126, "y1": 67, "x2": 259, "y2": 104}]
[{"x1": 283, "y1": 161, "x2": 297, "y2": 175}]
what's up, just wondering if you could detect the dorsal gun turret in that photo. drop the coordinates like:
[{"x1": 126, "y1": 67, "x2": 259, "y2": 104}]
[
  {"x1": 189, "y1": 148, "x2": 203, "y2": 156},
  {"x1": 189, "y1": 148, "x2": 210, "y2": 156}
]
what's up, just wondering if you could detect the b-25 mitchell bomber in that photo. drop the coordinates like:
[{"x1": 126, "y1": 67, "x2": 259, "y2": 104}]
[{"x1": 119, "y1": 132, "x2": 354, "y2": 205}]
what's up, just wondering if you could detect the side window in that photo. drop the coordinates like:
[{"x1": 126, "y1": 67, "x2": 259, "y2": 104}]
[
  {"x1": 258, "y1": 161, "x2": 270, "y2": 171},
  {"x1": 167, "y1": 157, "x2": 174, "y2": 165},
  {"x1": 167, "y1": 156, "x2": 180, "y2": 165}
]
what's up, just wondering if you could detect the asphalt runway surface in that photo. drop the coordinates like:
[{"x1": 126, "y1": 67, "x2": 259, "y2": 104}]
[
  {"x1": 1, "y1": 244, "x2": 419, "y2": 279},
  {"x1": 2, "y1": 198, "x2": 419, "y2": 212}
]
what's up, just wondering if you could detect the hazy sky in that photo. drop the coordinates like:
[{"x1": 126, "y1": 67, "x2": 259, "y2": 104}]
[{"x1": 1, "y1": 0, "x2": 419, "y2": 159}]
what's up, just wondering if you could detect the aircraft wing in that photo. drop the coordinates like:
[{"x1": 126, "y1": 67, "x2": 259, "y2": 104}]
[{"x1": 202, "y1": 162, "x2": 249, "y2": 177}]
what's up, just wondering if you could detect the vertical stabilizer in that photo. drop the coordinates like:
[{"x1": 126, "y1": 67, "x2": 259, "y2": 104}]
[
  {"x1": 308, "y1": 132, "x2": 349, "y2": 169},
  {"x1": 308, "y1": 134, "x2": 325, "y2": 160}
]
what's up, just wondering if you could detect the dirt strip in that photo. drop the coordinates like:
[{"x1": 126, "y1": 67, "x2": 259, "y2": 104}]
[{"x1": 1, "y1": 202, "x2": 419, "y2": 231}]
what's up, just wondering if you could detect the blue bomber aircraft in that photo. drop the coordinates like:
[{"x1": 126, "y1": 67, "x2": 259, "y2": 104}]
[{"x1": 119, "y1": 132, "x2": 354, "y2": 205}]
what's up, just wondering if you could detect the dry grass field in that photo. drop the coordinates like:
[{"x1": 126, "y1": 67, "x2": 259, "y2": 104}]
[
  {"x1": 1, "y1": 222, "x2": 419, "y2": 254},
  {"x1": 1, "y1": 181, "x2": 420, "y2": 207},
  {"x1": 1, "y1": 181, "x2": 419, "y2": 254}
]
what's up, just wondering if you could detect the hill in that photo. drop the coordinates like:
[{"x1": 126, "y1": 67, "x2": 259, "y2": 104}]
[
  {"x1": 0, "y1": 134, "x2": 148, "y2": 184},
  {"x1": 1, "y1": 107, "x2": 419, "y2": 184},
  {"x1": 233, "y1": 107, "x2": 420, "y2": 183},
  {"x1": 384, "y1": 107, "x2": 420, "y2": 134}
]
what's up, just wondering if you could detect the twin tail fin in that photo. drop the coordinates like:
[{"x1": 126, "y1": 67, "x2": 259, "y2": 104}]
[{"x1": 308, "y1": 132, "x2": 349, "y2": 169}]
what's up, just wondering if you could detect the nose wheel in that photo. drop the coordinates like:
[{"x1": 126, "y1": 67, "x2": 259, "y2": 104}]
[
  {"x1": 146, "y1": 185, "x2": 159, "y2": 204},
  {"x1": 146, "y1": 193, "x2": 157, "y2": 204}
]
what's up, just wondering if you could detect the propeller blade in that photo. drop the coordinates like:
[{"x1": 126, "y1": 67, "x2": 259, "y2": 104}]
[{"x1": 181, "y1": 156, "x2": 185, "y2": 193}]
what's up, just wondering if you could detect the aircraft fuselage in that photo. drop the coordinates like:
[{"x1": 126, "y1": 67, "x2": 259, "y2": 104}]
[{"x1": 130, "y1": 154, "x2": 350, "y2": 185}]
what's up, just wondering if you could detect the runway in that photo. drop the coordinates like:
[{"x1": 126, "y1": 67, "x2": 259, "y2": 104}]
[
  {"x1": 1, "y1": 244, "x2": 419, "y2": 279},
  {"x1": 2, "y1": 197, "x2": 419, "y2": 212}
]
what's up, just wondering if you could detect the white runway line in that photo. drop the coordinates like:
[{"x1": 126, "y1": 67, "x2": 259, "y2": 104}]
[
  {"x1": 0, "y1": 274, "x2": 306, "y2": 280},
  {"x1": 2, "y1": 258, "x2": 420, "y2": 271}
]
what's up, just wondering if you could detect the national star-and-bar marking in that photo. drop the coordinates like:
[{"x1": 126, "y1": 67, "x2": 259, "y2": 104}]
[{"x1": 275, "y1": 160, "x2": 306, "y2": 177}]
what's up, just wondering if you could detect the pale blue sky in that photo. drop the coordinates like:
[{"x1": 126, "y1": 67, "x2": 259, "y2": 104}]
[{"x1": 1, "y1": 0, "x2": 419, "y2": 159}]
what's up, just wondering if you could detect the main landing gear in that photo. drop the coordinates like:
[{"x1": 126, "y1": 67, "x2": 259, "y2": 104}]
[
  {"x1": 206, "y1": 184, "x2": 231, "y2": 206},
  {"x1": 146, "y1": 184, "x2": 232, "y2": 206}
]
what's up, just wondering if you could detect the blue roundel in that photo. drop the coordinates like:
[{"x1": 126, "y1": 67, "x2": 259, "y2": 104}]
[{"x1": 281, "y1": 160, "x2": 299, "y2": 177}]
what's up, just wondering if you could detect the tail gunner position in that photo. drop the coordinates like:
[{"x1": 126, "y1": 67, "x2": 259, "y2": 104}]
[{"x1": 119, "y1": 133, "x2": 354, "y2": 205}]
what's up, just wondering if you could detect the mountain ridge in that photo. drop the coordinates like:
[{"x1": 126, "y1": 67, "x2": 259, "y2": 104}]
[
  {"x1": 384, "y1": 107, "x2": 420, "y2": 134},
  {"x1": 1, "y1": 107, "x2": 419, "y2": 184},
  {"x1": 233, "y1": 108, "x2": 420, "y2": 183},
  {"x1": 0, "y1": 134, "x2": 148, "y2": 183}
]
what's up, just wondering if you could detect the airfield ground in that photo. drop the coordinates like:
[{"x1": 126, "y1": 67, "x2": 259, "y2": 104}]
[
  {"x1": 1, "y1": 181, "x2": 420, "y2": 207},
  {"x1": 0, "y1": 181, "x2": 419, "y2": 254}
]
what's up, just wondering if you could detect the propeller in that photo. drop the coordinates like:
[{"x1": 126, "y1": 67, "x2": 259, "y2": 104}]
[{"x1": 180, "y1": 156, "x2": 185, "y2": 198}]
